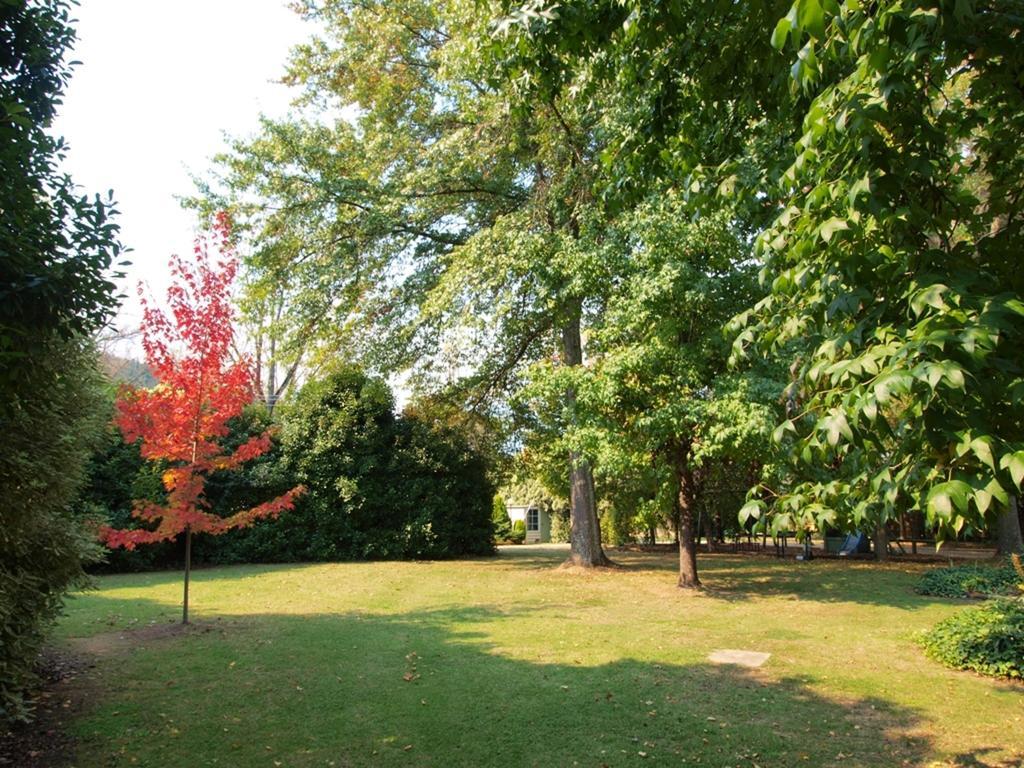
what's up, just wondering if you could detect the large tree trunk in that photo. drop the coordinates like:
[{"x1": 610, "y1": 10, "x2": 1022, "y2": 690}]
[
  {"x1": 874, "y1": 521, "x2": 889, "y2": 562},
  {"x1": 996, "y1": 496, "x2": 1024, "y2": 555},
  {"x1": 676, "y1": 461, "x2": 701, "y2": 589},
  {"x1": 561, "y1": 312, "x2": 611, "y2": 567}
]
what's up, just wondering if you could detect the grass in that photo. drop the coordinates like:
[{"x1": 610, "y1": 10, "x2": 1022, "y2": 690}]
[{"x1": 55, "y1": 546, "x2": 1023, "y2": 767}]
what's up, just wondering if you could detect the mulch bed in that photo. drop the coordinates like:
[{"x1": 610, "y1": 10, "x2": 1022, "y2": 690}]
[{"x1": 0, "y1": 650, "x2": 93, "y2": 768}]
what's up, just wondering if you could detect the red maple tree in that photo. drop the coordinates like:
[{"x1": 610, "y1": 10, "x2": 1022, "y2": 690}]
[{"x1": 100, "y1": 213, "x2": 303, "y2": 622}]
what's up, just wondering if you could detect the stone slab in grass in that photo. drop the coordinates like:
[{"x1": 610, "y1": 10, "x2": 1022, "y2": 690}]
[{"x1": 708, "y1": 649, "x2": 771, "y2": 668}]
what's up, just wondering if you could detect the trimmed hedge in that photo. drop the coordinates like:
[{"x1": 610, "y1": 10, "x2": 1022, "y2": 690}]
[
  {"x1": 915, "y1": 560, "x2": 1020, "y2": 599},
  {"x1": 919, "y1": 599, "x2": 1024, "y2": 679}
]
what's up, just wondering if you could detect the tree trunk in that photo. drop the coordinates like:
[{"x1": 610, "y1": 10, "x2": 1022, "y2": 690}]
[
  {"x1": 874, "y1": 521, "x2": 889, "y2": 562},
  {"x1": 182, "y1": 525, "x2": 192, "y2": 624},
  {"x1": 996, "y1": 496, "x2": 1024, "y2": 555},
  {"x1": 561, "y1": 312, "x2": 610, "y2": 567},
  {"x1": 706, "y1": 511, "x2": 718, "y2": 553},
  {"x1": 676, "y1": 462, "x2": 701, "y2": 589}
]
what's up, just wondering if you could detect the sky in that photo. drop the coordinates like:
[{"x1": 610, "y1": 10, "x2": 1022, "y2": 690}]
[{"x1": 52, "y1": 0, "x2": 310, "y2": 350}]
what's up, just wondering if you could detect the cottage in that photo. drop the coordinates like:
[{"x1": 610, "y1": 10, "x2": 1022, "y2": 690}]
[{"x1": 506, "y1": 503, "x2": 550, "y2": 543}]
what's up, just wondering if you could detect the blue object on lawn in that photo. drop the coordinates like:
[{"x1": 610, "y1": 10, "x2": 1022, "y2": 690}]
[{"x1": 837, "y1": 531, "x2": 869, "y2": 556}]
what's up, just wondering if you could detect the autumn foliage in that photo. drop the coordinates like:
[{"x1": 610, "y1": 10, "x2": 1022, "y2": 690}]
[{"x1": 100, "y1": 214, "x2": 303, "y2": 551}]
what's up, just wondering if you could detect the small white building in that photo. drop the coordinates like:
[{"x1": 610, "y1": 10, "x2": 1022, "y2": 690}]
[{"x1": 506, "y1": 503, "x2": 551, "y2": 543}]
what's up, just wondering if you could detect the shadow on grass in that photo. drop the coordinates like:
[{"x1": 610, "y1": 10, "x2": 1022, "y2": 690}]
[
  {"x1": 58, "y1": 596, "x2": 999, "y2": 768},
  {"x1": 598, "y1": 548, "x2": 955, "y2": 610}
]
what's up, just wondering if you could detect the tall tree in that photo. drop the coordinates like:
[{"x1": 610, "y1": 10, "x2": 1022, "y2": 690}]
[
  {"x1": 522, "y1": 204, "x2": 780, "y2": 586},
  {"x1": 195, "y1": 0, "x2": 619, "y2": 565},
  {"x1": 494, "y1": 0, "x2": 1024, "y2": 550},
  {"x1": 100, "y1": 216, "x2": 303, "y2": 624}
]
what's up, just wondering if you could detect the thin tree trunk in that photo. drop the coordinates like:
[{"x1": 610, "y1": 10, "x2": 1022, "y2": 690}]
[
  {"x1": 183, "y1": 524, "x2": 192, "y2": 624},
  {"x1": 267, "y1": 334, "x2": 277, "y2": 410},
  {"x1": 676, "y1": 458, "x2": 701, "y2": 589},
  {"x1": 996, "y1": 496, "x2": 1024, "y2": 555},
  {"x1": 561, "y1": 311, "x2": 610, "y2": 567},
  {"x1": 874, "y1": 520, "x2": 889, "y2": 562}
]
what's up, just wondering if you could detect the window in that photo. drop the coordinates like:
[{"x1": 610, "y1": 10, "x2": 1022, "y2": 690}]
[{"x1": 526, "y1": 507, "x2": 539, "y2": 531}]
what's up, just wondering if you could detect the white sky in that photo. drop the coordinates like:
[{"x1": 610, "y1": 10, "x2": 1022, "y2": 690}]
[{"x1": 53, "y1": 0, "x2": 310, "y2": 347}]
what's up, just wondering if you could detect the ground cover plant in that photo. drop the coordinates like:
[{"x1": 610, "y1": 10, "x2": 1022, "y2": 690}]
[
  {"x1": 52, "y1": 548, "x2": 1023, "y2": 767},
  {"x1": 916, "y1": 559, "x2": 1022, "y2": 599},
  {"x1": 919, "y1": 598, "x2": 1024, "y2": 680}
]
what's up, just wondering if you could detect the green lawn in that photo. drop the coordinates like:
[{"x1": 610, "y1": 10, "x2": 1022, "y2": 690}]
[{"x1": 56, "y1": 547, "x2": 1023, "y2": 767}]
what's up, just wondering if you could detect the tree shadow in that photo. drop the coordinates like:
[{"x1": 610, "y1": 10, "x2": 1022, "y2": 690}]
[
  {"x1": 602, "y1": 548, "x2": 959, "y2": 610},
  {"x1": 55, "y1": 597, "x2": 1022, "y2": 767}
]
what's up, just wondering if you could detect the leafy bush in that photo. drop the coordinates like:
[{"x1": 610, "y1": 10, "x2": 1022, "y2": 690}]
[
  {"x1": 1, "y1": 0, "x2": 123, "y2": 722},
  {"x1": 225, "y1": 367, "x2": 494, "y2": 561},
  {"x1": 1, "y1": 339, "x2": 109, "y2": 721},
  {"x1": 509, "y1": 519, "x2": 526, "y2": 544},
  {"x1": 491, "y1": 495, "x2": 511, "y2": 542},
  {"x1": 386, "y1": 414, "x2": 495, "y2": 558},
  {"x1": 916, "y1": 560, "x2": 1021, "y2": 599},
  {"x1": 919, "y1": 599, "x2": 1024, "y2": 679}
]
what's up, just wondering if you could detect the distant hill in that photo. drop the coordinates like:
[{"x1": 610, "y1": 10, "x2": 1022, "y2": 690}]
[{"x1": 99, "y1": 353, "x2": 156, "y2": 388}]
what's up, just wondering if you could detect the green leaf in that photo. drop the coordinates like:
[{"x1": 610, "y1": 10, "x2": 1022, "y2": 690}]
[
  {"x1": 909, "y1": 284, "x2": 948, "y2": 317},
  {"x1": 943, "y1": 364, "x2": 965, "y2": 390},
  {"x1": 969, "y1": 437, "x2": 996, "y2": 471},
  {"x1": 738, "y1": 500, "x2": 764, "y2": 523},
  {"x1": 999, "y1": 451, "x2": 1024, "y2": 487},
  {"x1": 861, "y1": 398, "x2": 877, "y2": 421},
  {"x1": 820, "y1": 410, "x2": 853, "y2": 446},
  {"x1": 772, "y1": 419, "x2": 797, "y2": 443},
  {"x1": 796, "y1": 0, "x2": 826, "y2": 39},
  {"x1": 771, "y1": 14, "x2": 793, "y2": 50},
  {"x1": 927, "y1": 481, "x2": 972, "y2": 519},
  {"x1": 847, "y1": 174, "x2": 871, "y2": 207},
  {"x1": 819, "y1": 217, "x2": 849, "y2": 243},
  {"x1": 973, "y1": 477, "x2": 1007, "y2": 516}
]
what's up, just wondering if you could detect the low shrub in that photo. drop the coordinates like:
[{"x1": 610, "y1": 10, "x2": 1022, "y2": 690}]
[
  {"x1": 509, "y1": 519, "x2": 526, "y2": 544},
  {"x1": 549, "y1": 506, "x2": 570, "y2": 543},
  {"x1": 915, "y1": 560, "x2": 1020, "y2": 599},
  {"x1": 492, "y1": 495, "x2": 511, "y2": 542},
  {"x1": 919, "y1": 599, "x2": 1024, "y2": 679}
]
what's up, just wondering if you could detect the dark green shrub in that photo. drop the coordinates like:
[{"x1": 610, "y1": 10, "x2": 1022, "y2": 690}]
[
  {"x1": 192, "y1": 406, "x2": 294, "y2": 565},
  {"x1": 916, "y1": 560, "x2": 1020, "y2": 599},
  {"x1": 225, "y1": 367, "x2": 495, "y2": 561},
  {"x1": 236, "y1": 367, "x2": 396, "y2": 561},
  {"x1": 603, "y1": 502, "x2": 637, "y2": 546},
  {"x1": 1, "y1": 339, "x2": 109, "y2": 721},
  {"x1": 509, "y1": 519, "x2": 526, "y2": 544},
  {"x1": 919, "y1": 599, "x2": 1024, "y2": 679},
  {"x1": 81, "y1": 368, "x2": 496, "y2": 567},
  {"x1": 77, "y1": 421, "x2": 176, "y2": 573},
  {"x1": 1, "y1": 0, "x2": 123, "y2": 722},
  {"x1": 386, "y1": 415, "x2": 495, "y2": 558}
]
